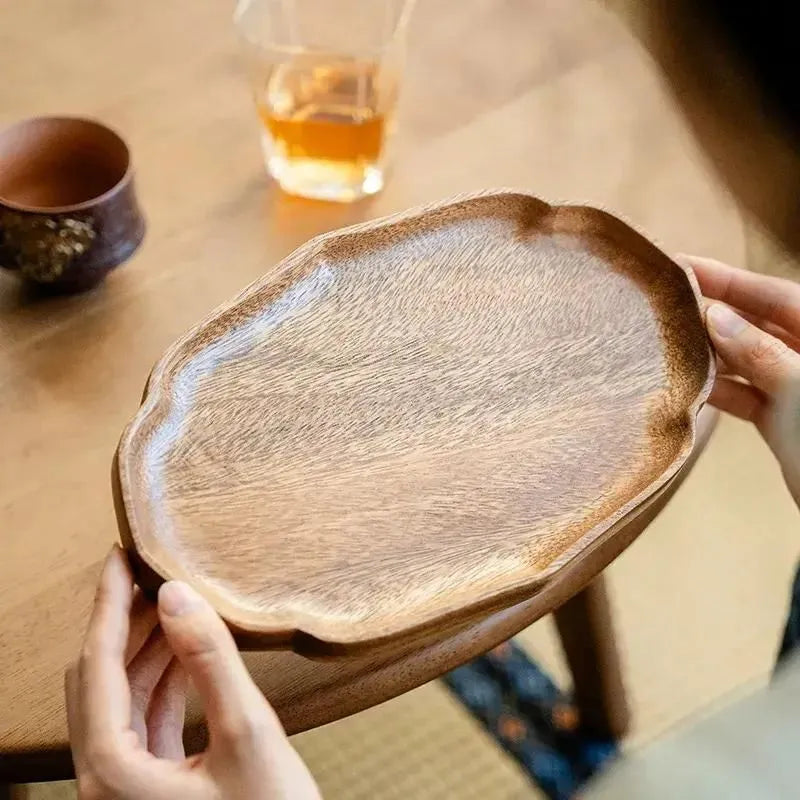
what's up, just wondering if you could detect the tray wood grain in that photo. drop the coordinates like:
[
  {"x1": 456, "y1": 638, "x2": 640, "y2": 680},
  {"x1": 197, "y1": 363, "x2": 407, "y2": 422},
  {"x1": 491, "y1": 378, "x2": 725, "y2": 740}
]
[{"x1": 114, "y1": 191, "x2": 714, "y2": 653}]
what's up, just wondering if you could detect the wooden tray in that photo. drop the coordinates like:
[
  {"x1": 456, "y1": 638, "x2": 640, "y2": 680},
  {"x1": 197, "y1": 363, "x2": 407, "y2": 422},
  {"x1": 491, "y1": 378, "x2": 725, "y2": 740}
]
[{"x1": 114, "y1": 191, "x2": 713, "y2": 654}]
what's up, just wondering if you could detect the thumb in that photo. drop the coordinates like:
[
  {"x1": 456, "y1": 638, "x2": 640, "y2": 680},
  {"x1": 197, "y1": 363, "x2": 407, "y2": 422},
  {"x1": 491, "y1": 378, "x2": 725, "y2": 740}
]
[
  {"x1": 706, "y1": 303, "x2": 800, "y2": 397},
  {"x1": 157, "y1": 581, "x2": 284, "y2": 747}
]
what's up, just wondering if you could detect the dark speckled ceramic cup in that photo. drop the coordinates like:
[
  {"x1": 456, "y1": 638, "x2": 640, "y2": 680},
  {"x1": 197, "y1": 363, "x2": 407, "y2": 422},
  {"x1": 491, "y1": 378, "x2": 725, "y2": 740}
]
[{"x1": 0, "y1": 116, "x2": 145, "y2": 293}]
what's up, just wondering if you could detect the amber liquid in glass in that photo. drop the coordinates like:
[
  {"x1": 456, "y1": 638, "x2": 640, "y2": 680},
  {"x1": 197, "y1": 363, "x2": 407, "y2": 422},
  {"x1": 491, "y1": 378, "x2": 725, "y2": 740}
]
[{"x1": 256, "y1": 58, "x2": 394, "y2": 201}]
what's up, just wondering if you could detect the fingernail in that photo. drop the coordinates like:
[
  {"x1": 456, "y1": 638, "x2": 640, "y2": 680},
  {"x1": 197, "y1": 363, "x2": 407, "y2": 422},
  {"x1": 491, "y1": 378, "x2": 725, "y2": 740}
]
[
  {"x1": 159, "y1": 581, "x2": 203, "y2": 616},
  {"x1": 101, "y1": 544, "x2": 130, "y2": 580},
  {"x1": 707, "y1": 303, "x2": 747, "y2": 338},
  {"x1": 105, "y1": 542, "x2": 123, "y2": 561}
]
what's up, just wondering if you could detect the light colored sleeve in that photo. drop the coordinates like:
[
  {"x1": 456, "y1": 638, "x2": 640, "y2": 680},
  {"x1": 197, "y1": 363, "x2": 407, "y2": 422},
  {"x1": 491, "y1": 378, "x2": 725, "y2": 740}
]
[{"x1": 586, "y1": 656, "x2": 800, "y2": 800}]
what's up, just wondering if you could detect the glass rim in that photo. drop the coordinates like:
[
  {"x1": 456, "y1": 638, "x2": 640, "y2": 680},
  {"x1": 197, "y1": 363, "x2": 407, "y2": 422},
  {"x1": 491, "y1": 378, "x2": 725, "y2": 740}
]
[{"x1": 233, "y1": 0, "x2": 416, "y2": 54}]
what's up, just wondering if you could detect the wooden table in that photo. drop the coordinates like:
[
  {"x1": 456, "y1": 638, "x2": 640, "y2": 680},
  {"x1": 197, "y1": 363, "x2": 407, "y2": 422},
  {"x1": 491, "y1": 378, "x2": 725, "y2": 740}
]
[{"x1": 0, "y1": 0, "x2": 743, "y2": 783}]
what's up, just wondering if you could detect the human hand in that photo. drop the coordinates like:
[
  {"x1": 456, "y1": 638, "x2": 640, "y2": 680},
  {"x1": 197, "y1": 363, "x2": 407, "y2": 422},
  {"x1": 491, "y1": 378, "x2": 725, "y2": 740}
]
[
  {"x1": 66, "y1": 546, "x2": 321, "y2": 800},
  {"x1": 683, "y1": 255, "x2": 800, "y2": 505}
]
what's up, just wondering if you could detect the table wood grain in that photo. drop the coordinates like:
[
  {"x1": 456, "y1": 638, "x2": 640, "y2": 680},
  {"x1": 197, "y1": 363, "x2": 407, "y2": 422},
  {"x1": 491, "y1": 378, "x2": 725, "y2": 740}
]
[{"x1": 0, "y1": 0, "x2": 743, "y2": 781}]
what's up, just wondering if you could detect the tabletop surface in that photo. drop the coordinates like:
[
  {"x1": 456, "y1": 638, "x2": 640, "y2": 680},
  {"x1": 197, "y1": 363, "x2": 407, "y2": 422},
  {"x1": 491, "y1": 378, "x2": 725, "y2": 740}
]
[{"x1": 0, "y1": 0, "x2": 743, "y2": 777}]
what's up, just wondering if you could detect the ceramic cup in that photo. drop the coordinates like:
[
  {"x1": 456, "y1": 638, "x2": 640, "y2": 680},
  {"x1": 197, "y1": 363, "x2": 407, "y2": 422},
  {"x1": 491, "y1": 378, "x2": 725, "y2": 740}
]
[{"x1": 0, "y1": 116, "x2": 145, "y2": 293}]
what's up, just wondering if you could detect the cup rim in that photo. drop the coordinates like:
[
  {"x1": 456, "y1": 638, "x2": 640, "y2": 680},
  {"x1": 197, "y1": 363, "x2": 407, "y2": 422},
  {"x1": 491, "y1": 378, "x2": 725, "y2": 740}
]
[
  {"x1": 0, "y1": 115, "x2": 133, "y2": 215},
  {"x1": 233, "y1": 0, "x2": 416, "y2": 55}
]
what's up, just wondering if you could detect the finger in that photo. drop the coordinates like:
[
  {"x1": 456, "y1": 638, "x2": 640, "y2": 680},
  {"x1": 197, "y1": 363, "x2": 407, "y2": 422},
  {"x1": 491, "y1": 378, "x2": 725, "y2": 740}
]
[
  {"x1": 146, "y1": 659, "x2": 187, "y2": 760},
  {"x1": 706, "y1": 304, "x2": 800, "y2": 397},
  {"x1": 686, "y1": 255, "x2": 800, "y2": 338},
  {"x1": 709, "y1": 376, "x2": 771, "y2": 435},
  {"x1": 65, "y1": 661, "x2": 87, "y2": 775},
  {"x1": 773, "y1": 379, "x2": 800, "y2": 505},
  {"x1": 700, "y1": 292, "x2": 800, "y2": 354},
  {"x1": 716, "y1": 354, "x2": 733, "y2": 375},
  {"x1": 125, "y1": 591, "x2": 160, "y2": 665},
  {"x1": 158, "y1": 581, "x2": 284, "y2": 749},
  {"x1": 80, "y1": 546, "x2": 136, "y2": 745},
  {"x1": 128, "y1": 629, "x2": 174, "y2": 748},
  {"x1": 736, "y1": 311, "x2": 800, "y2": 354}
]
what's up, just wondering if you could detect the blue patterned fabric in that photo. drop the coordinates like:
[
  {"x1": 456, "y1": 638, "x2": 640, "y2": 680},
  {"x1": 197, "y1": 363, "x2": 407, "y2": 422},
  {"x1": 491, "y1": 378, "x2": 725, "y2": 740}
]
[
  {"x1": 442, "y1": 641, "x2": 617, "y2": 800},
  {"x1": 444, "y1": 562, "x2": 800, "y2": 799}
]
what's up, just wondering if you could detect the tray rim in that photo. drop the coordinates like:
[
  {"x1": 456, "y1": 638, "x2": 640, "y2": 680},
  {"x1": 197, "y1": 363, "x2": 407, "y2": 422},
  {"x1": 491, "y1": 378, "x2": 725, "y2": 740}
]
[{"x1": 114, "y1": 189, "x2": 715, "y2": 654}]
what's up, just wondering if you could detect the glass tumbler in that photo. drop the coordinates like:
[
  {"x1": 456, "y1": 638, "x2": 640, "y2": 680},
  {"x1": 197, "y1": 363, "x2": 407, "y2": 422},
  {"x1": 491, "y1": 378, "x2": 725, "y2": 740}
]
[{"x1": 234, "y1": 0, "x2": 415, "y2": 202}]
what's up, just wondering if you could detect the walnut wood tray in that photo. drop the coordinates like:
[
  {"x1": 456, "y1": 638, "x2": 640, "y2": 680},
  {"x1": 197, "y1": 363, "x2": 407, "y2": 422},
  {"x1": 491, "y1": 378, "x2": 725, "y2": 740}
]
[{"x1": 114, "y1": 191, "x2": 713, "y2": 654}]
